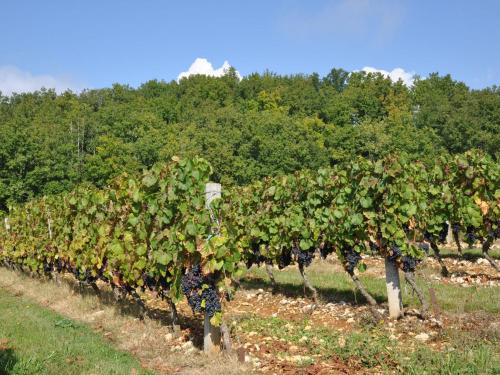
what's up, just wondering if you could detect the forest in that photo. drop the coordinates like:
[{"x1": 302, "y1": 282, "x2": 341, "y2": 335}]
[{"x1": 1, "y1": 68, "x2": 499, "y2": 212}]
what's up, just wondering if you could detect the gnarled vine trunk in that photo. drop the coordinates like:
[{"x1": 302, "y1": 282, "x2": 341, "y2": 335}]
[
  {"x1": 265, "y1": 262, "x2": 277, "y2": 290},
  {"x1": 482, "y1": 237, "x2": 499, "y2": 272},
  {"x1": 168, "y1": 299, "x2": 181, "y2": 334},
  {"x1": 430, "y1": 241, "x2": 449, "y2": 277},
  {"x1": 452, "y1": 229, "x2": 463, "y2": 257},
  {"x1": 404, "y1": 271, "x2": 428, "y2": 314},
  {"x1": 349, "y1": 272, "x2": 377, "y2": 306},
  {"x1": 298, "y1": 263, "x2": 318, "y2": 303}
]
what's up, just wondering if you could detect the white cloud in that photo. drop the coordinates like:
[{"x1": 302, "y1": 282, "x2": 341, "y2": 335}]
[
  {"x1": 0, "y1": 65, "x2": 83, "y2": 96},
  {"x1": 360, "y1": 66, "x2": 415, "y2": 86},
  {"x1": 177, "y1": 58, "x2": 241, "y2": 81}
]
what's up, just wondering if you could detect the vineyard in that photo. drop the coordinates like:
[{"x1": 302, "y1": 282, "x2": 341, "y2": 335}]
[{"x1": 0, "y1": 150, "x2": 499, "y2": 371}]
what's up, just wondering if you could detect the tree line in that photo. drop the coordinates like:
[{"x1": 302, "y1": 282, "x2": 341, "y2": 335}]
[{"x1": 1, "y1": 68, "x2": 499, "y2": 211}]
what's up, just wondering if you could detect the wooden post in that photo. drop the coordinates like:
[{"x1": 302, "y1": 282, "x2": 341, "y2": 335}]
[
  {"x1": 205, "y1": 182, "x2": 221, "y2": 208},
  {"x1": 446, "y1": 221, "x2": 453, "y2": 245},
  {"x1": 47, "y1": 207, "x2": 52, "y2": 240},
  {"x1": 4, "y1": 217, "x2": 10, "y2": 232},
  {"x1": 47, "y1": 218, "x2": 52, "y2": 240},
  {"x1": 385, "y1": 258, "x2": 403, "y2": 319},
  {"x1": 204, "y1": 312, "x2": 221, "y2": 353},
  {"x1": 204, "y1": 182, "x2": 222, "y2": 353}
]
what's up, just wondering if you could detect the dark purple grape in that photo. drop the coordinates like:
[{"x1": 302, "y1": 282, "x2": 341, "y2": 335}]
[
  {"x1": 487, "y1": 221, "x2": 500, "y2": 239},
  {"x1": 369, "y1": 241, "x2": 379, "y2": 254},
  {"x1": 438, "y1": 222, "x2": 449, "y2": 244},
  {"x1": 142, "y1": 273, "x2": 156, "y2": 290},
  {"x1": 181, "y1": 265, "x2": 221, "y2": 318},
  {"x1": 340, "y1": 247, "x2": 361, "y2": 274},
  {"x1": 423, "y1": 231, "x2": 433, "y2": 242},
  {"x1": 181, "y1": 265, "x2": 203, "y2": 312},
  {"x1": 320, "y1": 242, "x2": 334, "y2": 259},
  {"x1": 292, "y1": 246, "x2": 315, "y2": 267},
  {"x1": 43, "y1": 263, "x2": 53, "y2": 274},
  {"x1": 401, "y1": 255, "x2": 420, "y2": 272},
  {"x1": 201, "y1": 286, "x2": 221, "y2": 318},
  {"x1": 418, "y1": 242, "x2": 430, "y2": 254},
  {"x1": 278, "y1": 250, "x2": 292, "y2": 269},
  {"x1": 465, "y1": 227, "x2": 477, "y2": 246},
  {"x1": 246, "y1": 241, "x2": 268, "y2": 268},
  {"x1": 387, "y1": 245, "x2": 402, "y2": 262}
]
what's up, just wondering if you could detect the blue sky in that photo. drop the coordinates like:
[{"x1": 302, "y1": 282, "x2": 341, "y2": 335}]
[{"x1": 0, "y1": 0, "x2": 499, "y2": 94}]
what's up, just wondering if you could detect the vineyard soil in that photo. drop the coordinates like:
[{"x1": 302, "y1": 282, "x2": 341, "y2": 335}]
[{"x1": 0, "y1": 246, "x2": 499, "y2": 374}]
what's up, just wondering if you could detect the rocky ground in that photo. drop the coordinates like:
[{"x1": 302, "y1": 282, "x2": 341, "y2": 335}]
[
  {"x1": 144, "y1": 249, "x2": 500, "y2": 374},
  {"x1": 1, "y1": 247, "x2": 499, "y2": 374}
]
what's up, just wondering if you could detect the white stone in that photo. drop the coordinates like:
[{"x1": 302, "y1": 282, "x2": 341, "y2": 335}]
[
  {"x1": 181, "y1": 340, "x2": 194, "y2": 350},
  {"x1": 165, "y1": 333, "x2": 174, "y2": 341},
  {"x1": 415, "y1": 333, "x2": 429, "y2": 342}
]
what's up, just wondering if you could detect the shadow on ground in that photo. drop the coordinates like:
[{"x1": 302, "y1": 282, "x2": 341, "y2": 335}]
[
  {"x1": 0, "y1": 347, "x2": 17, "y2": 375},
  {"x1": 240, "y1": 277, "x2": 388, "y2": 305},
  {"x1": 439, "y1": 250, "x2": 500, "y2": 261}
]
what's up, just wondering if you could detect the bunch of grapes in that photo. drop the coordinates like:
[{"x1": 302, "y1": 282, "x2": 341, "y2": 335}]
[
  {"x1": 181, "y1": 265, "x2": 221, "y2": 318},
  {"x1": 320, "y1": 242, "x2": 334, "y2": 259},
  {"x1": 369, "y1": 241, "x2": 380, "y2": 254},
  {"x1": 142, "y1": 273, "x2": 157, "y2": 291},
  {"x1": 423, "y1": 231, "x2": 433, "y2": 242},
  {"x1": 74, "y1": 268, "x2": 96, "y2": 283},
  {"x1": 465, "y1": 227, "x2": 477, "y2": 246},
  {"x1": 387, "y1": 245, "x2": 402, "y2": 262},
  {"x1": 246, "y1": 241, "x2": 266, "y2": 268},
  {"x1": 158, "y1": 277, "x2": 169, "y2": 290},
  {"x1": 43, "y1": 262, "x2": 53, "y2": 274},
  {"x1": 292, "y1": 246, "x2": 315, "y2": 267},
  {"x1": 201, "y1": 285, "x2": 221, "y2": 318},
  {"x1": 401, "y1": 255, "x2": 420, "y2": 272},
  {"x1": 452, "y1": 223, "x2": 460, "y2": 236},
  {"x1": 438, "y1": 222, "x2": 449, "y2": 243},
  {"x1": 418, "y1": 242, "x2": 430, "y2": 254},
  {"x1": 278, "y1": 250, "x2": 292, "y2": 269},
  {"x1": 340, "y1": 247, "x2": 361, "y2": 274},
  {"x1": 181, "y1": 265, "x2": 203, "y2": 312},
  {"x1": 55, "y1": 258, "x2": 66, "y2": 273},
  {"x1": 487, "y1": 221, "x2": 500, "y2": 239}
]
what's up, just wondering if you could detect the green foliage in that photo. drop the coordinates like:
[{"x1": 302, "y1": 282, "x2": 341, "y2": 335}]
[
  {"x1": 413, "y1": 74, "x2": 500, "y2": 156},
  {"x1": 224, "y1": 151, "x2": 499, "y2": 275},
  {"x1": 0, "y1": 152, "x2": 499, "y2": 316},
  {"x1": 423, "y1": 150, "x2": 499, "y2": 241},
  {"x1": 0, "y1": 157, "x2": 240, "y2": 315},
  {"x1": 1, "y1": 70, "x2": 498, "y2": 211}
]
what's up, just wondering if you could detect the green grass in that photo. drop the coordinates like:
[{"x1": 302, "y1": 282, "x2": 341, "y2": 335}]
[
  {"x1": 0, "y1": 289, "x2": 154, "y2": 375},
  {"x1": 243, "y1": 261, "x2": 500, "y2": 314},
  {"x1": 238, "y1": 315, "x2": 500, "y2": 374}
]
